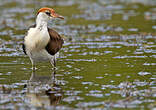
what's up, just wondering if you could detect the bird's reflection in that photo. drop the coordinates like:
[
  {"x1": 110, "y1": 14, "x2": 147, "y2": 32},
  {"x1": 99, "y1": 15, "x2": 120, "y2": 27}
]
[{"x1": 24, "y1": 70, "x2": 63, "y2": 107}]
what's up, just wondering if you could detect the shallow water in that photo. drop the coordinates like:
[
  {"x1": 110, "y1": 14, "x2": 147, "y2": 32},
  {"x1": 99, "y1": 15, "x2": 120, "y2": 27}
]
[{"x1": 0, "y1": 0, "x2": 156, "y2": 110}]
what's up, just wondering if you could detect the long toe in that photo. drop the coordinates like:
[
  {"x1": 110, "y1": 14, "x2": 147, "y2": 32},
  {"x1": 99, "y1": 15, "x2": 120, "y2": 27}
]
[{"x1": 31, "y1": 67, "x2": 38, "y2": 70}]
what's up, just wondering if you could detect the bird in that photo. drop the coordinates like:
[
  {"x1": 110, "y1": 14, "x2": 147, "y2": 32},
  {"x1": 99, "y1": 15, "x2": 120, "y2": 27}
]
[{"x1": 22, "y1": 7, "x2": 64, "y2": 71}]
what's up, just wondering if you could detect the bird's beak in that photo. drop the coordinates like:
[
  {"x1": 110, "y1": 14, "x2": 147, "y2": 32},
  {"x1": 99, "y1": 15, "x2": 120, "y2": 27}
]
[{"x1": 51, "y1": 12, "x2": 64, "y2": 19}]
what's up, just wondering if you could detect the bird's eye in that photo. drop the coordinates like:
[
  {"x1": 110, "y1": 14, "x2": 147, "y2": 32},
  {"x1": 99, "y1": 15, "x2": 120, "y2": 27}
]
[{"x1": 45, "y1": 11, "x2": 51, "y2": 16}]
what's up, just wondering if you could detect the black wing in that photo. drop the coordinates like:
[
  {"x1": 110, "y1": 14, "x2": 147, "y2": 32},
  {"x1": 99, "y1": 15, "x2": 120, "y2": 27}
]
[
  {"x1": 45, "y1": 28, "x2": 64, "y2": 55},
  {"x1": 22, "y1": 44, "x2": 27, "y2": 55}
]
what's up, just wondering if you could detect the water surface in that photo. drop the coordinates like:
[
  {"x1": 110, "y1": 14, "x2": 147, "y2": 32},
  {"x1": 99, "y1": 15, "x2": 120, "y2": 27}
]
[{"x1": 0, "y1": 0, "x2": 156, "y2": 110}]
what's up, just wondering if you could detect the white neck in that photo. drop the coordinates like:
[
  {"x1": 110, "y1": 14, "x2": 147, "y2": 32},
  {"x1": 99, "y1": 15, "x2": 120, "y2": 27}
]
[
  {"x1": 36, "y1": 12, "x2": 49, "y2": 29},
  {"x1": 24, "y1": 12, "x2": 50, "y2": 52}
]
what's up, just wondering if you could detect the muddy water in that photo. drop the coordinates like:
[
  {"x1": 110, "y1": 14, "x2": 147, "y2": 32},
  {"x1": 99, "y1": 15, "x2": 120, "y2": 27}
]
[{"x1": 0, "y1": 0, "x2": 156, "y2": 110}]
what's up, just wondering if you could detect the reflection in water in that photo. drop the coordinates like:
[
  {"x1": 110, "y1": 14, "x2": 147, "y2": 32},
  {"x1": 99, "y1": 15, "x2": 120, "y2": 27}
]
[
  {"x1": 0, "y1": 0, "x2": 155, "y2": 109},
  {"x1": 24, "y1": 70, "x2": 63, "y2": 107}
]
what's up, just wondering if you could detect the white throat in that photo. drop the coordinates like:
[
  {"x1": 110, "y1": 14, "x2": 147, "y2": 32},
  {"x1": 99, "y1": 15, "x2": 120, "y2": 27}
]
[{"x1": 36, "y1": 12, "x2": 49, "y2": 30}]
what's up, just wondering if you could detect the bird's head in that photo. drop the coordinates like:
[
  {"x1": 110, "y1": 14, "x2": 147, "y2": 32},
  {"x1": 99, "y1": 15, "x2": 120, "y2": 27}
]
[{"x1": 36, "y1": 7, "x2": 64, "y2": 22}]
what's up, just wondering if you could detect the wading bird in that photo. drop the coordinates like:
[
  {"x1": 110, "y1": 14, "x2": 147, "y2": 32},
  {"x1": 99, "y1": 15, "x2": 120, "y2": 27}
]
[{"x1": 23, "y1": 7, "x2": 64, "y2": 71}]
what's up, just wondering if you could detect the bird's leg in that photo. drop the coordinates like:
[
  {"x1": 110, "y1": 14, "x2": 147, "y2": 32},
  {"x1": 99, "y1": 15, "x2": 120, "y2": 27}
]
[
  {"x1": 30, "y1": 58, "x2": 36, "y2": 71},
  {"x1": 50, "y1": 56, "x2": 57, "y2": 81},
  {"x1": 30, "y1": 70, "x2": 36, "y2": 82},
  {"x1": 50, "y1": 56, "x2": 57, "y2": 69},
  {"x1": 52, "y1": 66, "x2": 56, "y2": 82},
  {"x1": 53, "y1": 55, "x2": 56, "y2": 68}
]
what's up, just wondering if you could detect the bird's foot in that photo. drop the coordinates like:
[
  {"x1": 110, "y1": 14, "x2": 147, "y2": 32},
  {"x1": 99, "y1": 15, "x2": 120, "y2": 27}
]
[
  {"x1": 51, "y1": 66, "x2": 57, "y2": 71},
  {"x1": 31, "y1": 67, "x2": 38, "y2": 71}
]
